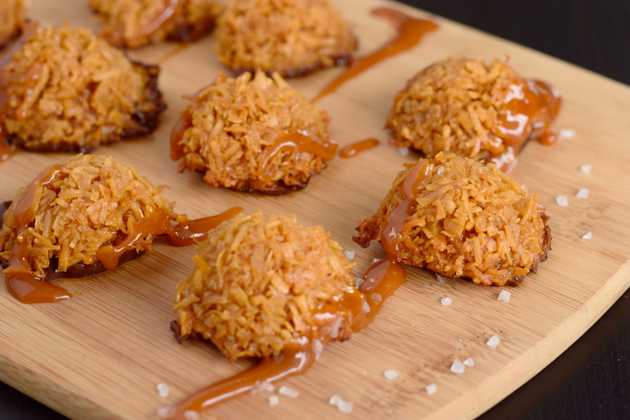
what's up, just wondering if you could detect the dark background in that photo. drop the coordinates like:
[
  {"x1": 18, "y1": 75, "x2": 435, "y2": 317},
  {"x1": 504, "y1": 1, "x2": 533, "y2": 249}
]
[{"x1": 2, "y1": 1, "x2": 629, "y2": 419}]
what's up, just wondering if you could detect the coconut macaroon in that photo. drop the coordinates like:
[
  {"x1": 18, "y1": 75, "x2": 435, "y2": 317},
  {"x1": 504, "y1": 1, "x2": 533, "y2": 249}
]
[
  {"x1": 0, "y1": 0, "x2": 24, "y2": 48},
  {"x1": 171, "y1": 71, "x2": 336, "y2": 194},
  {"x1": 354, "y1": 152, "x2": 551, "y2": 286},
  {"x1": 215, "y1": 0, "x2": 357, "y2": 77},
  {"x1": 0, "y1": 24, "x2": 165, "y2": 152},
  {"x1": 387, "y1": 58, "x2": 561, "y2": 168},
  {"x1": 0, "y1": 155, "x2": 180, "y2": 284},
  {"x1": 174, "y1": 212, "x2": 355, "y2": 360},
  {"x1": 89, "y1": 0, "x2": 221, "y2": 48}
]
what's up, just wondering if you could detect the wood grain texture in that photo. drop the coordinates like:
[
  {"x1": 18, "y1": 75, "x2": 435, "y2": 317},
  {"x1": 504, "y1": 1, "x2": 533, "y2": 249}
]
[{"x1": 2, "y1": 0, "x2": 630, "y2": 419}]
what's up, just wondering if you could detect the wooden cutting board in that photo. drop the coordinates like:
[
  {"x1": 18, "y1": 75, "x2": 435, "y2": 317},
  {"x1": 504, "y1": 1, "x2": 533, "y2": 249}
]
[{"x1": 2, "y1": 0, "x2": 630, "y2": 419}]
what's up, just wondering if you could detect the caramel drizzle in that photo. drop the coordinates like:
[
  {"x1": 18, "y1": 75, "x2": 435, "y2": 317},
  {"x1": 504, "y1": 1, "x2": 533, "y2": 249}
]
[
  {"x1": 313, "y1": 7, "x2": 438, "y2": 102},
  {"x1": 338, "y1": 138, "x2": 380, "y2": 159},
  {"x1": 136, "y1": 0, "x2": 180, "y2": 42},
  {"x1": 260, "y1": 132, "x2": 338, "y2": 169},
  {"x1": 168, "y1": 256, "x2": 406, "y2": 418},
  {"x1": 3, "y1": 165, "x2": 71, "y2": 303},
  {"x1": 96, "y1": 207, "x2": 243, "y2": 271}
]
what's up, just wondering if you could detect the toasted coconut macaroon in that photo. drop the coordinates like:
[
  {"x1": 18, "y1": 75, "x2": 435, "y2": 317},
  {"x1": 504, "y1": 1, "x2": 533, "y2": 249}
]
[
  {"x1": 89, "y1": 0, "x2": 221, "y2": 48},
  {"x1": 354, "y1": 152, "x2": 551, "y2": 286},
  {"x1": 215, "y1": 0, "x2": 357, "y2": 77},
  {"x1": 0, "y1": 0, "x2": 24, "y2": 48},
  {"x1": 387, "y1": 58, "x2": 561, "y2": 169},
  {"x1": 171, "y1": 71, "x2": 337, "y2": 194},
  {"x1": 0, "y1": 24, "x2": 165, "y2": 152},
  {"x1": 174, "y1": 212, "x2": 355, "y2": 360},
  {"x1": 0, "y1": 155, "x2": 181, "y2": 295}
]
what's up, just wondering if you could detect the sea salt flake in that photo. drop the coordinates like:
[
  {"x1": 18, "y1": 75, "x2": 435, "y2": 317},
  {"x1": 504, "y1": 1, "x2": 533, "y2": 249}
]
[
  {"x1": 329, "y1": 394, "x2": 353, "y2": 414},
  {"x1": 435, "y1": 273, "x2": 447, "y2": 284},
  {"x1": 497, "y1": 289, "x2": 512, "y2": 303},
  {"x1": 397, "y1": 147, "x2": 410, "y2": 157},
  {"x1": 486, "y1": 335, "x2": 501, "y2": 349},
  {"x1": 278, "y1": 385, "x2": 299, "y2": 398},
  {"x1": 383, "y1": 369, "x2": 400, "y2": 381},
  {"x1": 579, "y1": 164, "x2": 592, "y2": 175},
  {"x1": 254, "y1": 381, "x2": 275, "y2": 393},
  {"x1": 425, "y1": 383, "x2": 437, "y2": 396},
  {"x1": 184, "y1": 410, "x2": 200, "y2": 420},
  {"x1": 559, "y1": 129, "x2": 576, "y2": 138},
  {"x1": 156, "y1": 383, "x2": 170, "y2": 398},
  {"x1": 463, "y1": 357, "x2": 475, "y2": 367},
  {"x1": 354, "y1": 275, "x2": 363, "y2": 288},
  {"x1": 555, "y1": 195, "x2": 569, "y2": 207},
  {"x1": 450, "y1": 359, "x2": 465, "y2": 375},
  {"x1": 576, "y1": 187, "x2": 590, "y2": 200},
  {"x1": 268, "y1": 395, "x2": 280, "y2": 407},
  {"x1": 157, "y1": 405, "x2": 175, "y2": 418},
  {"x1": 343, "y1": 249, "x2": 356, "y2": 261},
  {"x1": 582, "y1": 231, "x2": 593, "y2": 240},
  {"x1": 440, "y1": 296, "x2": 453, "y2": 306}
]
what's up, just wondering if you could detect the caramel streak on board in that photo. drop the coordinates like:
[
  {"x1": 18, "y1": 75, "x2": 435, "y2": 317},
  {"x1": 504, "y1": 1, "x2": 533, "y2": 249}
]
[
  {"x1": 339, "y1": 138, "x2": 380, "y2": 158},
  {"x1": 96, "y1": 207, "x2": 243, "y2": 270},
  {"x1": 169, "y1": 341, "x2": 318, "y2": 419},
  {"x1": 313, "y1": 7, "x2": 438, "y2": 101}
]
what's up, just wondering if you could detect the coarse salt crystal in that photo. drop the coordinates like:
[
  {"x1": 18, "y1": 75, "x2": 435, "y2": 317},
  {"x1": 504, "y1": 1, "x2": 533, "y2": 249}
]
[
  {"x1": 463, "y1": 357, "x2": 475, "y2": 367},
  {"x1": 559, "y1": 129, "x2": 576, "y2": 138},
  {"x1": 156, "y1": 383, "x2": 170, "y2": 398},
  {"x1": 425, "y1": 383, "x2": 437, "y2": 396},
  {"x1": 579, "y1": 164, "x2": 592, "y2": 175},
  {"x1": 343, "y1": 249, "x2": 356, "y2": 261},
  {"x1": 555, "y1": 195, "x2": 569, "y2": 208},
  {"x1": 268, "y1": 395, "x2": 280, "y2": 407},
  {"x1": 497, "y1": 289, "x2": 512, "y2": 303},
  {"x1": 582, "y1": 231, "x2": 593, "y2": 240},
  {"x1": 450, "y1": 359, "x2": 465, "y2": 375},
  {"x1": 486, "y1": 335, "x2": 501, "y2": 349},
  {"x1": 278, "y1": 385, "x2": 299, "y2": 398},
  {"x1": 397, "y1": 147, "x2": 410, "y2": 157},
  {"x1": 354, "y1": 275, "x2": 363, "y2": 288},
  {"x1": 440, "y1": 296, "x2": 453, "y2": 306},
  {"x1": 157, "y1": 405, "x2": 175, "y2": 418},
  {"x1": 362, "y1": 300, "x2": 371, "y2": 314},
  {"x1": 255, "y1": 381, "x2": 275, "y2": 393},
  {"x1": 184, "y1": 410, "x2": 200, "y2": 420},
  {"x1": 383, "y1": 369, "x2": 400, "y2": 381},
  {"x1": 435, "y1": 273, "x2": 447, "y2": 284},
  {"x1": 329, "y1": 394, "x2": 353, "y2": 414},
  {"x1": 576, "y1": 187, "x2": 590, "y2": 200}
]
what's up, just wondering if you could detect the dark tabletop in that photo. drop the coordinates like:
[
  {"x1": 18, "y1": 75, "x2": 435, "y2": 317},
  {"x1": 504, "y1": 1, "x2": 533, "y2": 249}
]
[{"x1": 2, "y1": 1, "x2": 630, "y2": 419}]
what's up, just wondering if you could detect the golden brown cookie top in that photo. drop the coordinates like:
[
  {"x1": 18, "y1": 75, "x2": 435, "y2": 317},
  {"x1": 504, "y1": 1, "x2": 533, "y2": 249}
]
[
  {"x1": 215, "y1": 0, "x2": 357, "y2": 77},
  {"x1": 0, "y1": 155, "x2": 174, "y2": 279},
  {"x1": 0, "y1": 24, "x2": 164, "y2": 151},
  {"x1": 171, "y1": 71, "x2": 336, "y2": 194},
  {"x1": 89, "y1": 0, "x2": 221, "y2": 48},
  {"x1": 174, "y1": 212, "x2": 355, "y2": 360},
  {"x1": 387, "y1": 58, "x2": 561, "y2": 169},
  {"x1": 355, "y1": 152, "x2": 551, "y2": 286}
]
